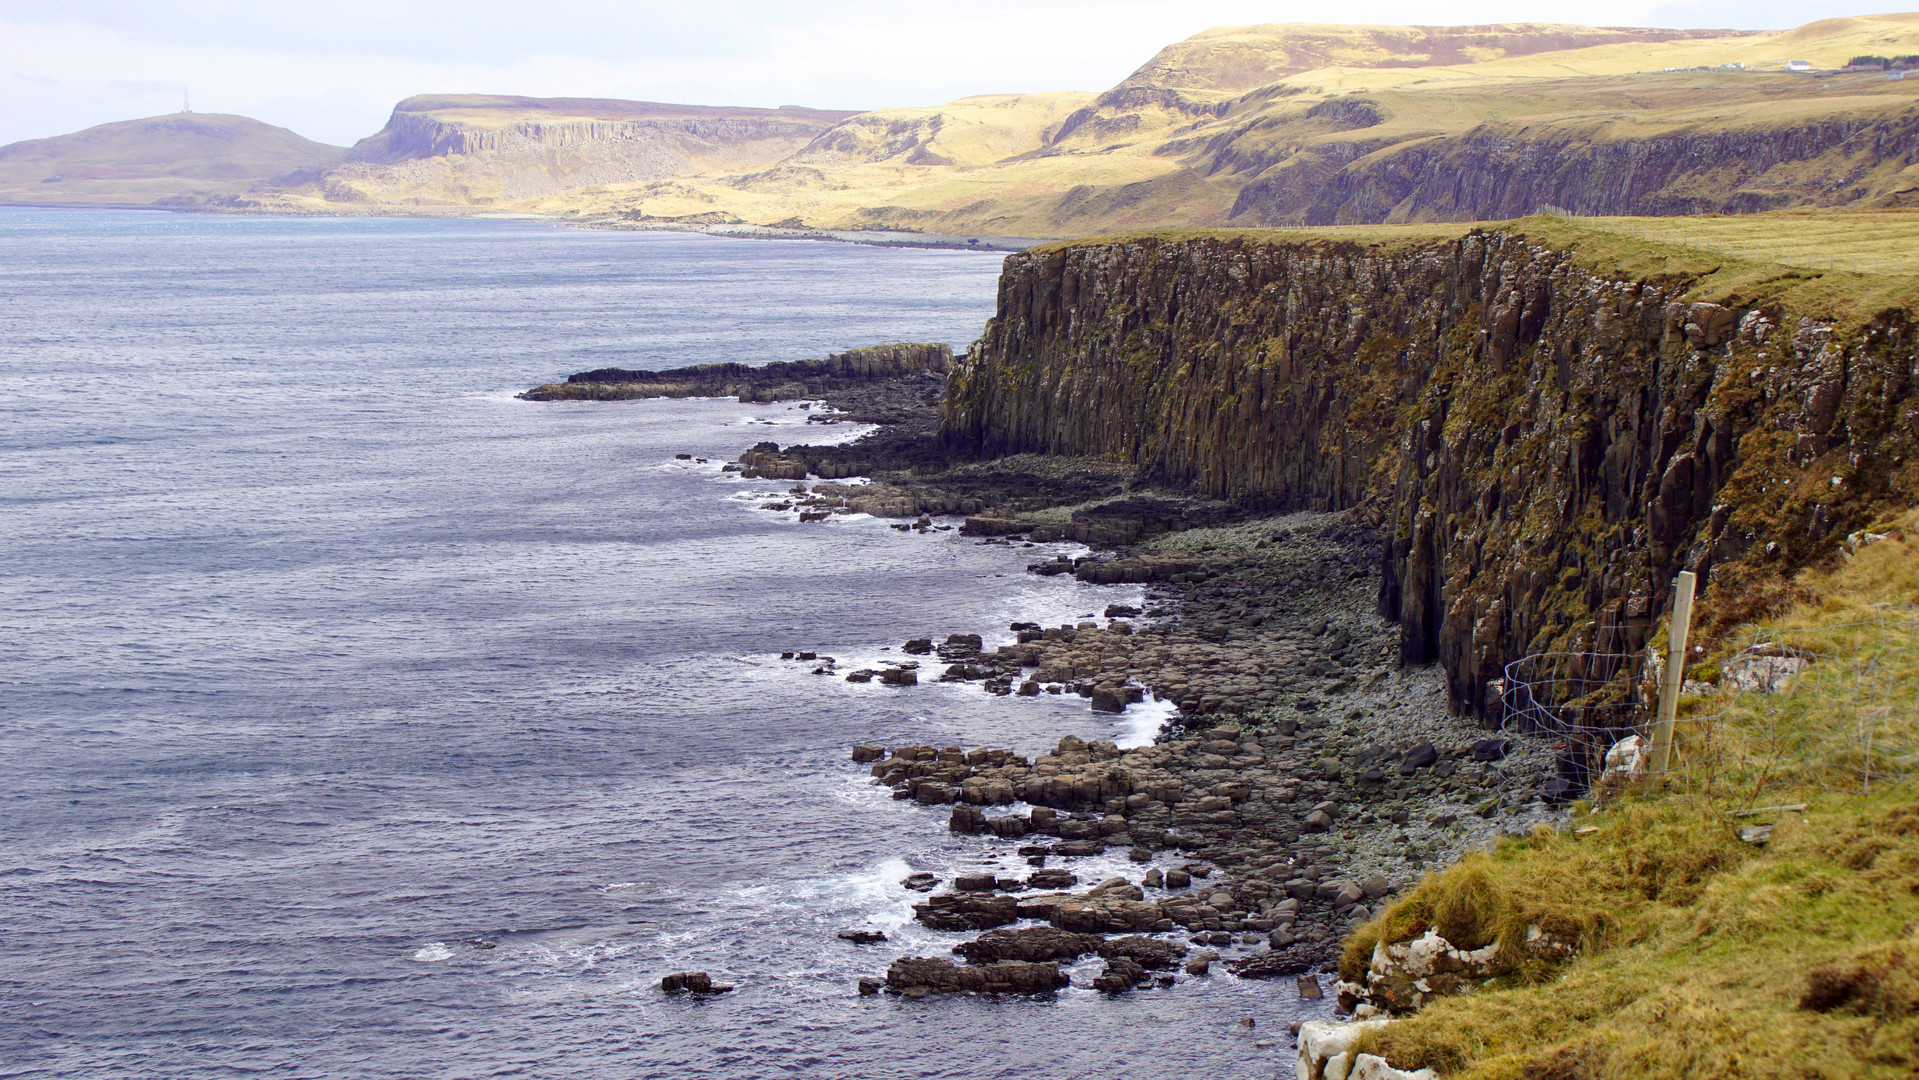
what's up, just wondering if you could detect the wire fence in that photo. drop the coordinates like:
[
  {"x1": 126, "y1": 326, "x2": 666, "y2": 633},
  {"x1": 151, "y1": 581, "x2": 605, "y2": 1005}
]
[{"x1": 1496, "y1": 605, "x2": 1919, "y2": 806}]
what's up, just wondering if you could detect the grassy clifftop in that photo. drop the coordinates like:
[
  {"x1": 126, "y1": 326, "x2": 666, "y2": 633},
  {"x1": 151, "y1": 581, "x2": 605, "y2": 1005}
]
[{"x1": 1346, "y1": 518, "x2": 1919, "y2": 1079}]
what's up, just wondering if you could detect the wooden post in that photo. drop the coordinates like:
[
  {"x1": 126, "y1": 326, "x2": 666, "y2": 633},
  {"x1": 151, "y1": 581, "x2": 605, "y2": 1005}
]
[{"x1": 1647, "y1": 570, "x2": 1698, "y2": 780}]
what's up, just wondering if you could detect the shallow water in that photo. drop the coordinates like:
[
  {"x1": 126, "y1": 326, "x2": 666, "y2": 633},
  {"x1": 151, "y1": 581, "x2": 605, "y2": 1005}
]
[{"x1": 0, "y1": 208, "x2": 1327, "y2": 1079}]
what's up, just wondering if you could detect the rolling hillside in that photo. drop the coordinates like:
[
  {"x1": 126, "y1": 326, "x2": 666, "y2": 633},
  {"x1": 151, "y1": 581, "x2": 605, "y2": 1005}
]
[
  {"x1": 11, "y1": 12, "x2": 1919, "y2": 234},
  {"x1": 0, "y1": 113, "x2": 345, "y2": 206}
]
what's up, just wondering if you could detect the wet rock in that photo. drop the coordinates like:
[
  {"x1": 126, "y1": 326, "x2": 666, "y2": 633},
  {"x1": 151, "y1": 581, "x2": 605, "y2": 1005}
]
[
  {"x1": 914, "y1": 782, "x2": 956, "y2": 805},
  {"x1": 953, "y1": 927, "x2": 1101, "y2": 964},
  {"x1": 1025, "y1": 868, "x2": 1077, "y2": 890},
  {"x1": 1091, "y1": 956, "x2": 1148, "y2": 993},
  {"x1": 901, "y1": 872, "x2": 939, "y2": 892},
  {"x1": 661, "y1": 971, "x2": 733, "y2": 995},
  {"x1": 885, "y1": 957, "x2": 1069, "y2": 995},
  {"x1": 1228, "y1": 941, "x2": 1336, "y2": 979},
  {"x1": 838, "y1": 930, "x2": 888, "y2": 944},
  {"x1": 1098, "y1": 935, "x2": 1189, "y2": 969},
  {"x1": 914, "y1": 892, "x2": 1020, "y2": 931},
  {"x1": 879, "y1": 668, "x2": 919, "y2": 686}
]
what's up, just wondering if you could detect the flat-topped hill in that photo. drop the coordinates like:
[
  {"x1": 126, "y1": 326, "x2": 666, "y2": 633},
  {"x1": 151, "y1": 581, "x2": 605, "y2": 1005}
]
[
  {"x1": 288, "y1": 94, "x2": 861, "y2": 206},
  {"x1": 548, "y1": 12, "x2": 1919, "y2": 237},
  {"x1": 0, "y1": 113, "x2": 345, "y2": 206},
  {"x1": 376, "y1": 95, "x2": 858, "y2": 130},
  {"x1": 18, "y1": 12, "x2": 1919, "y2": 231}
]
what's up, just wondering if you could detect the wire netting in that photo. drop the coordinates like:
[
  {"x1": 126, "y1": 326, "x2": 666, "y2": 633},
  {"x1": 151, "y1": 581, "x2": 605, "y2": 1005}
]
[{"x1": 1497, "y1": 605, "x2": 1919, "y2": 805}]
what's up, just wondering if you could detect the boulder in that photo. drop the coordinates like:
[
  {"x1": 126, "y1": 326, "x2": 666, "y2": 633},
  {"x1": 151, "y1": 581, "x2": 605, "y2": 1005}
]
[
  {"x1": 914, "y1": 893, "x2": 1019, "y2": 931},
  {"x1": 1399, "y1": 743, "x2": 1438, "y2": 773},
  {"x1": 1351, "y1": 1055, "x2": 1438, "y2": 1080},
  {"x1": 1470, "y1": 738, "x2": 1512, "y2": 762},
  {"x1": 1098, "y1": 935, "x2": 1189, "y2": 969},
  {"x1": 885, "y1": 956, "x2": 1069, "y2": 995},
  {"x1": 1025, "y1": 868, "x2": 1077, "y2": 890},
  {"x1": 1091, "y1": 957, "x2": 1148, "y2": 993},
  {"x1": 1296, "y1": 1019, "x2": 1392, "y2": 1080},
  {"x1": 660, "y1": 971, "x2": 733, "y2": 995},
  {"x1": 1052, "y1": 897, "x2": 1164, "y2": 934},
  {"x1": 954, "y1": 926, "x2": 1101, "y2": 964}
]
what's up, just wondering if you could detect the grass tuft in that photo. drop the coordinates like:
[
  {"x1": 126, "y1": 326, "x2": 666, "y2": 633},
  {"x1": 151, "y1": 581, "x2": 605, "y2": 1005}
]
[{"x1": 1346, "y1": 512, "x2": 1919, "y2": 1078}]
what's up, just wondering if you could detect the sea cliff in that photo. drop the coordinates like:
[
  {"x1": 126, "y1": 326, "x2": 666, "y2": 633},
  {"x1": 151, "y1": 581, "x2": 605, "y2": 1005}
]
[{"x1": 941, "y1": 225, "x2": 1919, "y2": 714}]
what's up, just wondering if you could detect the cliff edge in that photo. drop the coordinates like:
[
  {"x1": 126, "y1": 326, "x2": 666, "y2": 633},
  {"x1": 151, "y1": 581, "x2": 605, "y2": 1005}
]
[{"x1": 942, "y1": 221, "x2": 1919, "y2": 715}]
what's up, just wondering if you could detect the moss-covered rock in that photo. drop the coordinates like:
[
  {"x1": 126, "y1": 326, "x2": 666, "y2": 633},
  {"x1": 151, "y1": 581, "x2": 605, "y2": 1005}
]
[{"x1": 942, "y1": 228, "x2": 1919, "y2": 716}]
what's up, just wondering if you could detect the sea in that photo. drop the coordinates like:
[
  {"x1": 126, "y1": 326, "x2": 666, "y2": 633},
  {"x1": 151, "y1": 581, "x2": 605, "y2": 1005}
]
[{"x1": 0, "y1": 207, "x2": 1328, "y2": 1079}]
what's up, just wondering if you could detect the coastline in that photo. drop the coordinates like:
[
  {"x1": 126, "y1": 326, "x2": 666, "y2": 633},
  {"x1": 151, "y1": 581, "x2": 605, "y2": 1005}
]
[
  {"x1": 540, "y1": 355, "x2": 1570, "y2": 1008},
  {"x1": 0, "y1": 199, "x2": 1045, "y2": 251}
]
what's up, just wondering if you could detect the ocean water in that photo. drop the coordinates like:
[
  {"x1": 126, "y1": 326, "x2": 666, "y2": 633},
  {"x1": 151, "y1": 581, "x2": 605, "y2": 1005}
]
[{"x1": 0, "y1": 208, "x2": 1325, "y2": 1080}]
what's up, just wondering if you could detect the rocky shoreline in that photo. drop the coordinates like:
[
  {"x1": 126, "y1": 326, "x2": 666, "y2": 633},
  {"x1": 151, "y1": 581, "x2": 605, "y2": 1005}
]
[{"x1": 545, "y1": 356, "x2": 1568, "y2": 1012}]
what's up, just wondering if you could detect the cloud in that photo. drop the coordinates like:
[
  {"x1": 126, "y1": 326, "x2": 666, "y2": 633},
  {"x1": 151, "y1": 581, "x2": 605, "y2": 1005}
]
[{"x1": 0, "y1": 0, "x2": 1850, "y2": 147}]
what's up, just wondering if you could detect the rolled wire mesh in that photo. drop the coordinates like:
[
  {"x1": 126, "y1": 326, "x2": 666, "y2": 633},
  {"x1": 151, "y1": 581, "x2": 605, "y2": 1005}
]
[
  {"x1": 1497, "y1": 605, "x2": 1919, "y2": 804},
  {"x1": 1497, "y1": 648, "x2": 1648, "y2": 793}
]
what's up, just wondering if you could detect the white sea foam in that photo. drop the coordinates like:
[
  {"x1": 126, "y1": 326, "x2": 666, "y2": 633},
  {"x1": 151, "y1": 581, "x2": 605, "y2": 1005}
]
[
  {"x1": 786, "y1": 856, "x2": 919, "y2": 931},
  {"x1": 1115, "y1": 696, "x2": 1179, "y2": 748},
  {"x1": 410, "y1": 943, "x2": 455, "y2": 963}
]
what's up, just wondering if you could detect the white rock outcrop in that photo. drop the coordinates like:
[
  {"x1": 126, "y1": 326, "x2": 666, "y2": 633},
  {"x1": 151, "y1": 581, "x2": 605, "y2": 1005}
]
[{"x1": 1297, "y1": 1019, "x2": 1437, "y2": 1080}]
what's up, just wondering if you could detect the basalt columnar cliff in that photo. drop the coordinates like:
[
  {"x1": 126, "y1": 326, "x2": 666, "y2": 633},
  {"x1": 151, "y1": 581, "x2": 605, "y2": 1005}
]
[{"x1": 941, "y1": 225, "x2": 1919, "y2": 715}]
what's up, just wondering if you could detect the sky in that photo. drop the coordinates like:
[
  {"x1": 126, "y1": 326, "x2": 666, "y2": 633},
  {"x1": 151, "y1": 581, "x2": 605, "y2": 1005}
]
[{"x1": 0, "y1": 0, "x2": 1868, "y2": 148}]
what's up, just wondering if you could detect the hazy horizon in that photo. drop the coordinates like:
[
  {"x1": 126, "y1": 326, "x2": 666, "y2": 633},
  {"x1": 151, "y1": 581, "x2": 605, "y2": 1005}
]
[{"x1": 0, "y1": 0, "x2": 1865, "y2": 148}]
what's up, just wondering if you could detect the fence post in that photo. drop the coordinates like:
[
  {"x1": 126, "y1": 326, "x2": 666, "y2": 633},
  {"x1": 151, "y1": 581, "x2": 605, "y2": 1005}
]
[{"x1": 1647, "y1": 571, "x2": 1698, "y2": 782}]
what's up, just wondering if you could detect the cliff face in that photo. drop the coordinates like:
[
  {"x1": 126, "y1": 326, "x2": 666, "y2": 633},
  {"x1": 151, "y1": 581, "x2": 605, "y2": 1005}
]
[
  {"x1": 309, "y1": 96, "x2": 854, "y2": 205},
  {"x1": 347, "y1": 110, "x2": 834, "y2": 166},
  {"x1": 1228, "y1": 110, "x2": 1919, "y2": 224},
  {"x1": 943, "y1": 230, "x2": 1919, "y2": 714}
]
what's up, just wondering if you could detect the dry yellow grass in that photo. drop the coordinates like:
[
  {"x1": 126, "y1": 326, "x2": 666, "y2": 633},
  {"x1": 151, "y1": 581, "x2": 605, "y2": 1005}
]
[
  {"x1": 1560, "y1": 210, "x2": 1919, "y2": 275},
  {"x1": 207, "y1": 13, "x2": 1919, "y2": 236},
  {"x1": 1345, "y1": 515, "x2": 1919, "y2": 1080}
]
